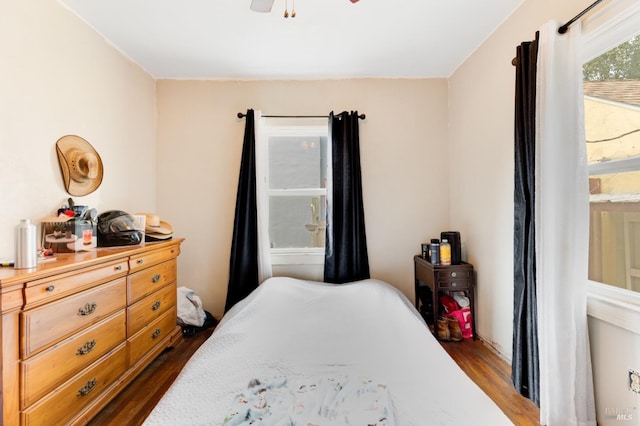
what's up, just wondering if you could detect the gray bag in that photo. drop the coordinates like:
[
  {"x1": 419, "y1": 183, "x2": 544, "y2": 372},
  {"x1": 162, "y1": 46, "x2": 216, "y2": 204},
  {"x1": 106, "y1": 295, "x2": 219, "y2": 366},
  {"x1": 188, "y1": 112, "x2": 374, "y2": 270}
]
[{"x1": 177, "y1": 286, "x2": 206, "y2": 327}]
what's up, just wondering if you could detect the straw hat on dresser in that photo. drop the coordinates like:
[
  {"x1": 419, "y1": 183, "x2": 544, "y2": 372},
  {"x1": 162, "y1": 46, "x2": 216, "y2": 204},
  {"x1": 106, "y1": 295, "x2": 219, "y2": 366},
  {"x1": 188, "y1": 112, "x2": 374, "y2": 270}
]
[{"x1": 137, "y1": 212, "x2": 173, "y2": 241}]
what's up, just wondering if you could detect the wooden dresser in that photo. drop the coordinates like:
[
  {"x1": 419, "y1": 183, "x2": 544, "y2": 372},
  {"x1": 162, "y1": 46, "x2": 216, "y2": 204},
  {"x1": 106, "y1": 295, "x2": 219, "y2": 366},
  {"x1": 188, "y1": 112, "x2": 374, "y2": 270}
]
[{"x1": 0, "y1": 239, "x2": 184, "y2": 426}]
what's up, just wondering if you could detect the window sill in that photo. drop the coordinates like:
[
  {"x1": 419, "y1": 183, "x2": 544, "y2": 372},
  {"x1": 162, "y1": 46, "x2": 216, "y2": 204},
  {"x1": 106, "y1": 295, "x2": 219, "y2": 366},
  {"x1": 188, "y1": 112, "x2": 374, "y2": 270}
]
[
  {"x1": 587, "y1": 281, "x2": 640, "y2": 334},
  {"x1": 271, "y1": 249, "x2": 325, "y2": 266}
]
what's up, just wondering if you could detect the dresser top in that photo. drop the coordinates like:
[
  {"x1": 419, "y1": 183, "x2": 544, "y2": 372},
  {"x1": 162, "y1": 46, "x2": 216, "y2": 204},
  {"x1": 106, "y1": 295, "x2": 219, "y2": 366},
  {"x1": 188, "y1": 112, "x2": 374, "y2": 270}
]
[{"x1": 0, "y1": 238, "x2": 184, "y2": 287}]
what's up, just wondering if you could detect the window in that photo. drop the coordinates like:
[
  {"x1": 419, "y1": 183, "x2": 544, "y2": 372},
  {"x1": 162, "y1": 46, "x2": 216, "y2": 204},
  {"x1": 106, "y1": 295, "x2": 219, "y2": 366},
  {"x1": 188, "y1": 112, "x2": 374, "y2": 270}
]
[
  {"x1": 582, "y1": 0, "x2": 640, "y2": 333},
  {"x1": 584, "y1": 29, "x2": 640, "y2": 294},
  {"x1": 258, "y1": 121, "x2": 329, "y2": 266}
]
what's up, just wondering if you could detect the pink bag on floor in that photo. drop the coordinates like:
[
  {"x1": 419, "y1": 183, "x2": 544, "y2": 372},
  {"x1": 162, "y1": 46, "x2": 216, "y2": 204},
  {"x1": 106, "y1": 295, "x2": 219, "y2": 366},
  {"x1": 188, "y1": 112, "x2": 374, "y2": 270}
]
[{"x1": 447, "y1": 307, "x2": 473, "y2": 339}]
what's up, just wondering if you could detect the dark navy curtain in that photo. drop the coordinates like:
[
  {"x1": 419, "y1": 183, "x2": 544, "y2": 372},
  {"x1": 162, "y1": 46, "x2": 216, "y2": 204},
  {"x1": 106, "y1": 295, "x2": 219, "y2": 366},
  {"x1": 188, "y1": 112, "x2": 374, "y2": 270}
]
[
  {"x1": 225, "y1": 109, "x2": 259, "y2": 312},
  {"x1": 324, "y1": 111, "x2": 370, "y2": 283},
  {"x1": 512, "y1": 35, "x2": 540, "y2": 406}
]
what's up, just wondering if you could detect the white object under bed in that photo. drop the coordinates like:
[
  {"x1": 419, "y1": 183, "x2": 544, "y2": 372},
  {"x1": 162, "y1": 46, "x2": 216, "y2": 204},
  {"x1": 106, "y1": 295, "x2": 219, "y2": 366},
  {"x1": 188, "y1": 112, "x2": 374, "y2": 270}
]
[{"x1": 144, "y1": 277, "x2": 512, "y2": 425}]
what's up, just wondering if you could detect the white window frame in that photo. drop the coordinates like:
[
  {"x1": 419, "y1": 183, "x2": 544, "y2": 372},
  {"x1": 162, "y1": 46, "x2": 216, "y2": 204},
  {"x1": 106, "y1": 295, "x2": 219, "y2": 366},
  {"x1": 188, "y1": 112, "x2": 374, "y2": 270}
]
[
  {"x1": 581, "y1": 0, "x2": 640, "y2": 333},
  {"x1": 258, "y1": 124, "x2": 329, "y2": 266}
]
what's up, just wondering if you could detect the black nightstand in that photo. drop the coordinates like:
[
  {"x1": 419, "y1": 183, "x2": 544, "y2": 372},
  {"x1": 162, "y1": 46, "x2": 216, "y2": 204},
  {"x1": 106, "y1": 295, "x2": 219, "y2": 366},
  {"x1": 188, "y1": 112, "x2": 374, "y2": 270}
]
[{"x1": 414, "y1": 255, "x2": 476, "y2": 339}]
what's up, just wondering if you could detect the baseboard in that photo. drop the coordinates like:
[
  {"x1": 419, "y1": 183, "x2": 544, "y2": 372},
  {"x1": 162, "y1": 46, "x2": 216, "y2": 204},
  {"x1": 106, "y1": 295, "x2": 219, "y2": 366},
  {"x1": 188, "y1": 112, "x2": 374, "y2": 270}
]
[{"x1": 477, "y1": 334, "x2": 512, "y2": 365}]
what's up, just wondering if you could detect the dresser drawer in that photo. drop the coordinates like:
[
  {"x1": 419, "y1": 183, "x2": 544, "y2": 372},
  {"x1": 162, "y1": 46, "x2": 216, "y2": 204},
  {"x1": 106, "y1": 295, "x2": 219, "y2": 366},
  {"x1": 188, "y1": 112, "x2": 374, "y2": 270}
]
[
  {"x1": 21, "y1": 310, "x2": 126, "y2": 408},
  {"x1": 25, "y1": 259, "x2": 128, "y2": 308},
  {"x1": 22, "y1": 278, "x2": 127, "y2": 358},
  {"x1": 21, "y1": 343, "x2": 126, "y2": 426},
  {"x1": 127, "y1": 259, "x2": 176, "y2": 304},
  {"x1": 127, "y1": 283, "x2": 176, "y2": 336},
  {"x1": 129, "y1": 245, "x2": 180, "y2": 273},
  {"x1": 128, "y1": 307, "x2": 176, "y2": 366}
]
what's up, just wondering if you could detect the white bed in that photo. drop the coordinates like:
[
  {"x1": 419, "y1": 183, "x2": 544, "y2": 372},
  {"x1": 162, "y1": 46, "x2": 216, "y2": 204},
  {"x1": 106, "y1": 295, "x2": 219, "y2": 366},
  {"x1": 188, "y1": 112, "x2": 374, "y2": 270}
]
[{"x1": 144, "y1": 277, "x2": 512, "y2": 425}]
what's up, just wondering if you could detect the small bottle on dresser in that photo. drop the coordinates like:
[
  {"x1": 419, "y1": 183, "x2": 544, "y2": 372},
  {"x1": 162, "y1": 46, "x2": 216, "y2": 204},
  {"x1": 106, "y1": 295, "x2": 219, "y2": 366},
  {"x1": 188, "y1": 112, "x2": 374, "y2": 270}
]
[
  {"x1": 440, "y1": 238, "x2": 451, "y2": 265},
  {"x1": 430, "y1": 239, "x2": 440, "y2": 265},
  {"x1": 15, "y1": 219, "x2": 37, "y2": 269}
]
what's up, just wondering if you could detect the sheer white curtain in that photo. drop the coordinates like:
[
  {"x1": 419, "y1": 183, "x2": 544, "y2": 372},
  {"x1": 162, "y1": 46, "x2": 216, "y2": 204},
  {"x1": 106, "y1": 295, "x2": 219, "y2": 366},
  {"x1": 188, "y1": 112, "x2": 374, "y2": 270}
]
[
  {"x1": 254, "y1": 110, "x2": 273, "y2": 283},
  {"x1": 535, "y1": 21, "x2": 596, "y2": 426}
]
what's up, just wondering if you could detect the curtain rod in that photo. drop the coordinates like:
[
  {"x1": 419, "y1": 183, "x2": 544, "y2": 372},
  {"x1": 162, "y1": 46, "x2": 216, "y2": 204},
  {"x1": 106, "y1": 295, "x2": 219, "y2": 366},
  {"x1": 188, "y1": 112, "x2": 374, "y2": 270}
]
[
  {"x1": 558, "y1": 0, "x2": 605, "y2": 34},
  {"x1": 237, "y1": 112, "x2": 366, "y2": 120},
  {"x1": 512, "y1": 0, "x2": 606, "y2": 65}
]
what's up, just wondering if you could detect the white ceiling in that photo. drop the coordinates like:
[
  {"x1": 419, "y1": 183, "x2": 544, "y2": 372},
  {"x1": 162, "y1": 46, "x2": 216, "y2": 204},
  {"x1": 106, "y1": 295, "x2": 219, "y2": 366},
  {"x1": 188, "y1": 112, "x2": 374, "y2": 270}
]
[{"x1": 59, "y1": 0, "x2": 524, "y2": 80}]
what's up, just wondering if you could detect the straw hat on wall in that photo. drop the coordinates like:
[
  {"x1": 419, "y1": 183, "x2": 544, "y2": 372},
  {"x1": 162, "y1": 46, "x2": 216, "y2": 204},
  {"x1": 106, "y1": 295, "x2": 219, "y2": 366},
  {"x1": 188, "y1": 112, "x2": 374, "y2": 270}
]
[{"x1": 56, "y1": 135, "x2": 104, "y2": 196}]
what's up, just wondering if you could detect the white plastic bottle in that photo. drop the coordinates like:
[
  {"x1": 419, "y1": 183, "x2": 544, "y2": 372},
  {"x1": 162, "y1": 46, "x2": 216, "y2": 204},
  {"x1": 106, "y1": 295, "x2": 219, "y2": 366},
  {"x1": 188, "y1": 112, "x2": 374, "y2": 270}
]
[
  {"x1": 15, "y1": 219, "x2": 37, "y2": 269},
  {"x1": 440, "y1": 238, "x2": 452, "y2": 266}
]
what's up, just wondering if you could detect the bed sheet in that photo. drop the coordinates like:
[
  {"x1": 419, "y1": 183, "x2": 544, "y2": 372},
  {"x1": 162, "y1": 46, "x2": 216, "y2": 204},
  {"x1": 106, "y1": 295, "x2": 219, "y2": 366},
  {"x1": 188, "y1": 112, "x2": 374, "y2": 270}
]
[{"x1": 144, "y1": 277, "x2": 512, "y2": 425}]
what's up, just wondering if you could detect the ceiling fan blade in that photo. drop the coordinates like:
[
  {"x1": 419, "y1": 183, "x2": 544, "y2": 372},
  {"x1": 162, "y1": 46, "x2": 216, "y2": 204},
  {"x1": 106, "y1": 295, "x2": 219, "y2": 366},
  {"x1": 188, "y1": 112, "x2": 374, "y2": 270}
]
[{"x1": 250, "y1": 0, "x2": 275, "y2": 12}]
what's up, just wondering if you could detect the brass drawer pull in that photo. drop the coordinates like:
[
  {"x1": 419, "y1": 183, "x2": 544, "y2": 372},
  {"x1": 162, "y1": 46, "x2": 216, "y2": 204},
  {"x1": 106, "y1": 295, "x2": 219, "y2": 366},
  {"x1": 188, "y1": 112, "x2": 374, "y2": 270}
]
[
  {"x1": 114, "y1": 265, "x2": 122, "y2": 271},
  {"x1": 78, "y1": 302, "x2": 97, "y2": 316},
  {"x1": 151, "y1": 328, "x2": 161, "y2": 339},
  {"x1": 151, "y1": 274, "x2": 161, "y2": 283},
  {"x1": 137, "y1": 259, "x2": 144, "y2": 265},
  {"x1": 77, "y1": 378, "x2": 97, "y2": 397},
  {"x1": 151, "y1": 300, "x2": 161, "y2": 311},
  {"x1": 451, "y1": 271, "x2": 457, "y2": 278},
  {"x1": 46, "y1": 285, "x2": 55, "y2": 292},
  {"x1": 76, "y1": 339, "x2": 96, "y2": 355}
]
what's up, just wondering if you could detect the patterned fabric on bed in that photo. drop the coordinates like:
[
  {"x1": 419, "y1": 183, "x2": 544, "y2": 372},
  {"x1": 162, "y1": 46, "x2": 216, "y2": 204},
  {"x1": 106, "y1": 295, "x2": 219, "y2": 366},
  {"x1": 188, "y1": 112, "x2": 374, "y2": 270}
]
[{"x1": 223, "y1": 374, "x2": 395, "y2": 426}]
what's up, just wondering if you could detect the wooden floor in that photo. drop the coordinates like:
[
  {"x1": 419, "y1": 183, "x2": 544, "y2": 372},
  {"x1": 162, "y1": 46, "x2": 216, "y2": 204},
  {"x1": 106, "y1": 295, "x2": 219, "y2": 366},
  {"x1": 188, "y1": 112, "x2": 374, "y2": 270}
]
[
  {"x1": 441, "y1": 338, "x2": 540, "y2": 425},
  {"x1": 90, "y1": 330, "x2": 539, "y2": 425}
]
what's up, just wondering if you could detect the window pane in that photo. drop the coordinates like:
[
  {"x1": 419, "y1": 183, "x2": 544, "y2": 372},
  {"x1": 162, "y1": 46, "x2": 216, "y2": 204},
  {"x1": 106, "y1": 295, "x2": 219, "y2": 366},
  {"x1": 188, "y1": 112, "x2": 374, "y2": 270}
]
[
  {"x1": 269, "y1": 196, "x2": 326, "y2": 249},
  {"x1": 590, "y1": 171, "x2": 640, "y2": 194},
  {"x1": 269, "y1": 136, "x2": 328, "y2": 189},
  {"x1": 584, "y1": 33, "x2": 640, "y2": 292},
  {"x1": 584, "y1": 83, "x2": 640, "y2": 164}
]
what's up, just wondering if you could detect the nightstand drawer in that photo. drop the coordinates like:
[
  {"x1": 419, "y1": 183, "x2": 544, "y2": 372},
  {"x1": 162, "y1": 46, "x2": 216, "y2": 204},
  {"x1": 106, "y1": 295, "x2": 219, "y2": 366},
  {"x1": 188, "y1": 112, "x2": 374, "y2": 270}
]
[
  {"x1": 435, "y1": 269, "x2": 472, "y2": 280},
  {"x1": 436, "y1": 279, "x2": 471, "y2": 290}
]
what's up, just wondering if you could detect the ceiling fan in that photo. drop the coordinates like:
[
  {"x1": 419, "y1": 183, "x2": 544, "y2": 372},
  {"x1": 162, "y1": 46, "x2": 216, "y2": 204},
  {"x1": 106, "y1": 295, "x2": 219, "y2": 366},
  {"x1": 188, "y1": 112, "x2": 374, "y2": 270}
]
[{"x1": 250, "y1": 0, "x2": 359, "y2": 15}]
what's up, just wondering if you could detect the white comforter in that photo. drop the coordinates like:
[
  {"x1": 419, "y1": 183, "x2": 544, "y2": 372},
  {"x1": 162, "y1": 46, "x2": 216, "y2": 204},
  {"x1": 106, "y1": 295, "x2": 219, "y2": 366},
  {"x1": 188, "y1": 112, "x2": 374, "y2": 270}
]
[{"x1": 144, "y1": 277, "x2": 512, "y2": 425}]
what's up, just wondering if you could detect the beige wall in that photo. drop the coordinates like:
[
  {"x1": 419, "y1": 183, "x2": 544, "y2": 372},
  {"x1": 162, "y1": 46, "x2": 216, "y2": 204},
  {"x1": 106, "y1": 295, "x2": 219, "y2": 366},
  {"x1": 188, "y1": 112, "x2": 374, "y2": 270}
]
[
  {"x1": 0, "y1": 0, "x2": 158, "y2": 257},
  {"x1": 156, "y1": 79, "x2": 450, "y2": 317}
]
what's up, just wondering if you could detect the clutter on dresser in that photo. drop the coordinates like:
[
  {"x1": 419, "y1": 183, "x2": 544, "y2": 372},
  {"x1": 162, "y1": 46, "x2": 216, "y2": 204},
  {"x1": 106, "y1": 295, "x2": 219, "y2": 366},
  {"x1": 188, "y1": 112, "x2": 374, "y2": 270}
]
[
  {"x1": 40, "y1": 198, "x2": 98, "y2": 253},
  {"x1": 420, "y1": 231, "x2": 462, "y2": 266}
]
